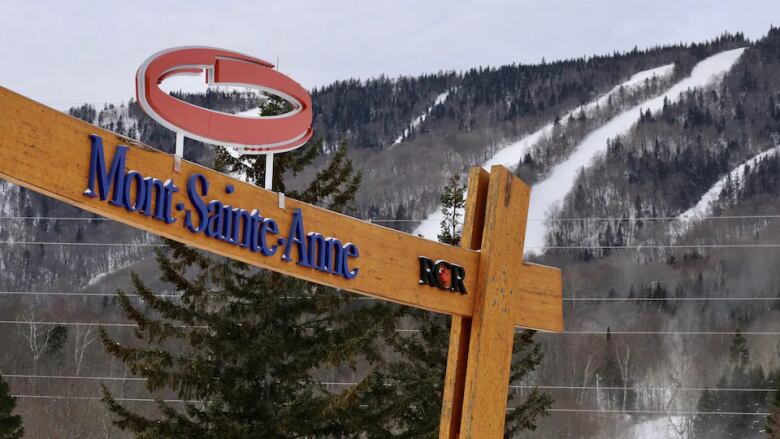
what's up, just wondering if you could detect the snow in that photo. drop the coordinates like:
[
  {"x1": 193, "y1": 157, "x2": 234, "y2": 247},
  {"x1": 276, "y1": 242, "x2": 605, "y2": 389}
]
[
  {"x1": 629, "y1": 416, "x2": 689, "y2": 438},
  {"x1": 678, "y1": 145, "x2": 780, "y2": 222},
  {"x1": 414, "y1": 62, "x2": 676, "y2": 239},
  {"x1": 482, "y1": 63, "x2": 674, "y2": 169},
  {"x1": 523, "y1": 48, "x2": 745, "y2": 252},
  {"x1": 393, "y1": 90, "x2": 451, "y2": 145}
]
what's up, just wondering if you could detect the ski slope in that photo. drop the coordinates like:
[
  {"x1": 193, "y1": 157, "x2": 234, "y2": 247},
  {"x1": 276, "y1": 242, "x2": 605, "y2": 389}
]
[
  {"x1": 483, "y1": 63, "x2": 674, "y2": 169},
  {"x1": 393, "y1": 90, "x2": 451, "y2": 145},
  {"x1": 678, "y1": 145, "x2": 780, "y2": 222},
  {"x1": 414, "y1": 62, "x2": 676, "y2": 239},
  {"x1": 523, "y1": 47, "x2": 745, "y2": 252}
]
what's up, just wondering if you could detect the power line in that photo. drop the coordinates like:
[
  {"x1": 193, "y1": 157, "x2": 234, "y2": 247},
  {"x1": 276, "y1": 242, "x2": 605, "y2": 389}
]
[
  {"x1": 3, "y1": 374, "x2": 145, "y2": 382},
  {"x1": 3, "y1": 320, "x2": 780, "y2": 336},
  {"x1": 0, "y1": 291, "x2": 777, "y2": 303},
  {"x1": 0, "y1": 320, "x2": 205, "y2": 329},
  {"x1": 0, "y1": 241, "x2": 164, "y2": 247},
  {"x1": 533, "y1": 330, "x2": 780, "y2": 336},
  {"x1": 370, "y1": 214, "x2": 780, "y2": 223},
  {"x1": 5, "y1": 214, "x2": 780, "y2": 223},
  {"x1": 6, "y1": 375, "x2": 775, "y2": 393},
  {"x1": 4, "y1": 240, "x2": 780, "y2": 250},
  {"x1": 563, "y1": 296, "x2": 780, "y2": 302},
  {"x1": 12, "y1": 394, "x2": 196, "y2": 403},
  {"x1": 509, "y1": 385, "x2": 778, "y2": 393},
  {"x1": 8, "y1": 393, "x2": 771, "y2": 416},
  {"x1": 0, "y1": 291, "x2": 179, "y2": 298},
  {"x1": 543, "y1": 408, "x2": 769, "y2": 416},
  {"x1": 533, "y1": 244, "x2": 780, "y2": 250}
]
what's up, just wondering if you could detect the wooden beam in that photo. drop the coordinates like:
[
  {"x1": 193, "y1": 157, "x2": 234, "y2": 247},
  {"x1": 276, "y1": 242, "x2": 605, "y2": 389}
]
[
  {"x1": 0, "y1": 86, "x2": 479, "y2": 318},
  {"x1": 459, "y1": 166, "x2": 530, "y2": 437},
  {"x1": 439, "y1": 166, "x2": 489, "y2": 439}
]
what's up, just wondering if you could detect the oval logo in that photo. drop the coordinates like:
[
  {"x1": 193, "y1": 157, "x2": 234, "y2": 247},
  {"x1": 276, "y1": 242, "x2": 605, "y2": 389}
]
[{"x1": 136, "y1": 46, "x2": 313, "y2": 153}]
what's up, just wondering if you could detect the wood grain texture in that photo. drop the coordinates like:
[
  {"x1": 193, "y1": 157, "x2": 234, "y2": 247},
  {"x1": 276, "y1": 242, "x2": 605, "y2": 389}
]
[
  {"x1": 0, "y1": 86, "x2": 480, "y2": 317},
  {"x1": 514, "y1": 262, "x2": 563, "y2": 331},
  {"x1": 439, "y1": 166, "x2": 489, "y2": 439},
  {"x1": 459, "y1": 166, "x2": 530, "y2": 438}
]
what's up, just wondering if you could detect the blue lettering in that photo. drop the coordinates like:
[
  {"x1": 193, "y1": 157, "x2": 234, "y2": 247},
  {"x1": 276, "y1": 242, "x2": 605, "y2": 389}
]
[
  {"x1": 282, "y1": 209, "x2": 311, "y2": 267},
  {"x1": 83, "y1": 134, "x2": 127, "y2": 206},
  {"x1": 185, "y1": 174, "x2": 208, "y2": 233},
  {"x1": 341, "y1": 243, "x2": 359, "y2": 279},
  {"x1": 258, "y1": 218, "x2": 278, "y2": 256},
  {"x1": 122, "y1": 171, "x2": 145, "y2": 212},
  {"x1": 206, "y1": 200, "x2": 224, "y2": 238}
]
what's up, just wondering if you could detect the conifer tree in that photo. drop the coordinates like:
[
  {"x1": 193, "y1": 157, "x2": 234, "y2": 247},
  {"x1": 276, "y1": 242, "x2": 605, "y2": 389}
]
[
  {"x1": 0, "y1": 374, "x2": 23, "y2": 439},
  {"x1": 99, "y1": 94, "x2": 402, "y2": 438},
  {"x1": 437, "y1": 175, "x2": 466, "y2": 246}
]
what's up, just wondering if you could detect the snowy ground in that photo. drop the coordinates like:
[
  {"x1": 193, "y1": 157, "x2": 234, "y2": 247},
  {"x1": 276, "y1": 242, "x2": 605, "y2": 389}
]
[
  {"x1": 414, "y1": 62, "x2": 676, "y2": 239},
  {"x1": 629, "y1": 416, "x2": 689, "y2": 439}
]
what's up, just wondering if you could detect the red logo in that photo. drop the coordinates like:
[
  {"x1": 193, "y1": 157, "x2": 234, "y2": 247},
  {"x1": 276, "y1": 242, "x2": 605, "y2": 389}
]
[{"x1": 136, "y1": 47, "x2": 313, "y2": 153}]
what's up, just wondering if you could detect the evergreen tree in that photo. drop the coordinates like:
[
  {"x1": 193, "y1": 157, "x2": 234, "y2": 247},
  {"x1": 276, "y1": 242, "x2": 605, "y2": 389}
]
[
  {"x1": 0, "y1": 374, "x2": 23, "y2": 439},
  {"x1": 437, "y1": 175, "x2": 466, "y2": 246},
  {"x1": 100, "y1": 95, "x2": 403, "y2": 437}
]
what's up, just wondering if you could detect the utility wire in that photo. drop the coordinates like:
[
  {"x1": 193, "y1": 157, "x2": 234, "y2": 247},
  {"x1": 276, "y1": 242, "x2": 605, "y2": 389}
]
[
  {"x1": 7, "y1": 393, "x2": 771, "y2": 416},
  {"x1": 5, "y1": 375, "x2": 776, "y2": 393},
  {"x1": 4, "y1": 214, "x2": 780, "y2": 223},
  {"x1": 0, "y1": 291, "x2": 777, "y2": 302},
  {"x1": 0, "y1": 241, "x2": 164, "y2": 247},
  {"x1": 4, "y1": 240, "x2": 780, "y2": 250},
  {"x1": 2, "y1": 320, "x2": 780, "y2": 336},
  {"x1": 544, "y1": 408, "x2": 769, "y2": 416}
]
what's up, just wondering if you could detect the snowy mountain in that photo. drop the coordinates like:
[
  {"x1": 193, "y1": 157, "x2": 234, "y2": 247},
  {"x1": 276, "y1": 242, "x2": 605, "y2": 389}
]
[{"x1": 3, "y1": 28, "x2": 780, "y2": 438}]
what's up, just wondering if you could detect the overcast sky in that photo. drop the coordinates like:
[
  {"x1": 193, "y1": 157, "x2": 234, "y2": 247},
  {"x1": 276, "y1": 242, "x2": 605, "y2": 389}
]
[{"x1": 1, "y1": 0, "x2": 777, "y2": 109}]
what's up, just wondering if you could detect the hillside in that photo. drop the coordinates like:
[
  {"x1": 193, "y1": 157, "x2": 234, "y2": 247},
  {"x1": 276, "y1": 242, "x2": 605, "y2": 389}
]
[{"x1": 1, "y1": 29, "x2": 780, "y2": 438}]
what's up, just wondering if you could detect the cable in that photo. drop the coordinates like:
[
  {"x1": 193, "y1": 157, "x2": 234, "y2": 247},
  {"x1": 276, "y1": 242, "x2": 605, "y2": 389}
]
[
  {"x1": 4, "y1": 320, "x2": 780, "y2": 337},
  {"x1": 533, "y1": 244, "x2": 780, "y2": 249},
  {"x1": 3, "y1": 374, "x2": 146, "y2": 382},
  {"x1": 0, "y1": 241, "x2": 164, "y2": 247},
  {"x1": 8, "y1": 375, "x2": 775, "y2": 393},
  {"x1": 563, "y1": 296, "x2": 780, "y2": 301},
  {"x1": 0, "y1": 291, "x2": 179, "y2": 298},
  {"x1": 544, "y1": 408, "x2": 769, "y2": 416},
  {"x1": 12, "y1": 394, "x2": 196, "y2": 403},
  {"x1": 4, "y1": 240, "x2": 780, "y2": 250},
  {"x1": 0, "y1": 320, "x2": 205, "y2": 329},
  {"x1": 0, "y1": 291, "x2": 777, "y2": 303},
  {"x1": 0, "y1": 216, "x2": 112, "y2": 221},
  {"x1": 8, "y1": 393, "x2": 771, "y2": 416},
  {"x1": 509, "y1": 385, "x2": 778, "y2": 393},
  {"x1": 530, "y1": 330, "x2": 780, "y2": 336},
  {"x1": 4, "y1": 213, "x2": 780, "y2": 223}
]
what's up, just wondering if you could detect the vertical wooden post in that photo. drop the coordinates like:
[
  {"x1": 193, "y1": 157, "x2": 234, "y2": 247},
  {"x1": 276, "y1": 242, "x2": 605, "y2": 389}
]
[
  {"x1": 439, "y1": 167, "x2": 489, "y2": 439},
  {"x1": 459, "y1": 165, "x2": 530, "y2": 437},
  {"x1": 439, "y1": 165, "x2": 534, "y2": 438}
]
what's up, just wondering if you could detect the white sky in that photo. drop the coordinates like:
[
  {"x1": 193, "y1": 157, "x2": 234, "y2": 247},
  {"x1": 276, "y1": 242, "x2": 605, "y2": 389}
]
[{"x1": 0, "y1": 0, "x2": 777, "y2": 109}]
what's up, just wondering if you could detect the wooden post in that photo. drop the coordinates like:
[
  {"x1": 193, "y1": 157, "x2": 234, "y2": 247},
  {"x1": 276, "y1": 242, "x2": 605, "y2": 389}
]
[
  {"x1": 439, "y1": 167, "x2": 489, "y2": 439},
  {"x1": 439, "y1": 166, "x2": 562, "y2": 438}
]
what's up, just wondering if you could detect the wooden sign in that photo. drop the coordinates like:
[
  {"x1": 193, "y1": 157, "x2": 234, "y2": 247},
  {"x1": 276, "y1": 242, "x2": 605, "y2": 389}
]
[{"x1": 0, "y1": 85, "x2": 563, "y2": 437}]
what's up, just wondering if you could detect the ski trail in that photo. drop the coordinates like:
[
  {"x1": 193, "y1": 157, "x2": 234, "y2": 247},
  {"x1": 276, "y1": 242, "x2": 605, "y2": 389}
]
[
  {"x1": 394, "y1": 90, "x2": 451, "y2": 145},
  {"x1": 414, "y1": 63, "x2": 676, "y2": 239},
  {"x1": 523, "y1": 47, "x2": 745, "y2": 252},
  {"x1": 484, "y1": 63, "x2": 674, "y2": 169},
  {"x1": 678, "y1": 145, "x2": 779, "y2": 222}
]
